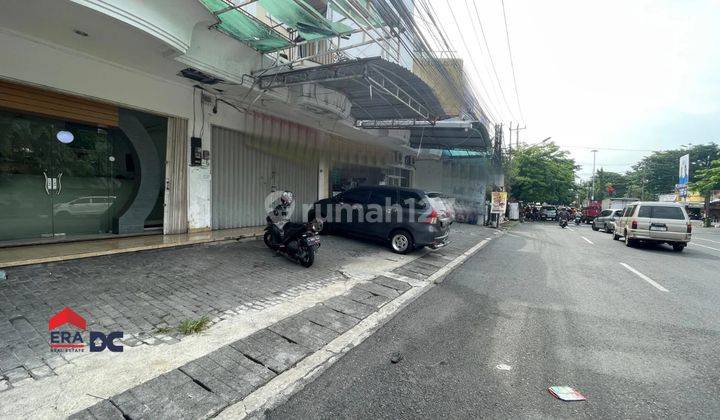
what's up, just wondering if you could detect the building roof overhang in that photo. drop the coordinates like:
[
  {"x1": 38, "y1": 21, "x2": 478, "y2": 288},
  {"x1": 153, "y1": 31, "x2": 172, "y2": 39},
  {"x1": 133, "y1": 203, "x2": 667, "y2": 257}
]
[
  {"x1": 257, "y1": 57, "x2": 447, "y2": 123},
  {"x1": 407, "y1": 119, "x2": 491, "y2": 150}
]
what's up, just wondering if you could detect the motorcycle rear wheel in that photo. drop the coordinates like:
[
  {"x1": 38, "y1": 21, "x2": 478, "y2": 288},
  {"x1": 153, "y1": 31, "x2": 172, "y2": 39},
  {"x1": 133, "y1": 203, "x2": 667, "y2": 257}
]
[
  {"x1": 298, "y1": 244, "x2": 315, "y2": 267},
  {"x1": 263, "y1": 231, "x2": 278, "y2": 250}
]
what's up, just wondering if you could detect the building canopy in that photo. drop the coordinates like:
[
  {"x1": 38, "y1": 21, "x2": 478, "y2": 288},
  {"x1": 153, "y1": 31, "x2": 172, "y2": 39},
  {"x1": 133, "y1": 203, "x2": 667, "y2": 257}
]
[
  {"x1": 257, "y1": 57, "x2": 447, "y2": 122},
  {"x1": 409, "y1": 120, "x2": 491, "y2": 151},
  {"x1": 199, "y1": 0, "x2": 354, "y2": 53}
]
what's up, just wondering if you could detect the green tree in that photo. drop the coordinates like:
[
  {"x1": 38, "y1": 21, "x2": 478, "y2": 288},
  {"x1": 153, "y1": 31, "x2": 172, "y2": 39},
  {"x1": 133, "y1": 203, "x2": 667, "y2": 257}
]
[
  {"x1": 624, "y1": 143, "x2": 719, "y2": 200},
  {"x1": 591, "y1": 169, "x2": 628, "y2": 200},
  {"x1": 690, "y1": 157, "x2": 720, "y2": 222},
  {"x1": 507, "y1": 142, "x2": 578, "y2": 204}
]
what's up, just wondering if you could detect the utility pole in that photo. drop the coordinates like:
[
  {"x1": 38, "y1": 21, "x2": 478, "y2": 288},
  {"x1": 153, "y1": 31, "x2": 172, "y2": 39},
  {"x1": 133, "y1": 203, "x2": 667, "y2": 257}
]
[
  {"x1": 590, "y1": 149, "x2": 598, "y2": 200},
  {"x1": 509, "y1": 123, "x2": 527, "y2": 148},
  {"x1": 493, "y1": 123, "x2": 503, "y2": 165},
  {"x1": 514, "y1": 125, "x2": 526, "y2": 149},
  {"x1": 508, "y1": 122, "x2": 512, "y2": 153}
]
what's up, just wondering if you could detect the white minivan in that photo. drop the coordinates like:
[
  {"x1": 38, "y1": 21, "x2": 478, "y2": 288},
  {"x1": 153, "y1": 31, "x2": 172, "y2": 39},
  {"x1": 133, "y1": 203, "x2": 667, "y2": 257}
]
[{"x1": 613, "y1": 201, "x2": 692, "y2": 252}]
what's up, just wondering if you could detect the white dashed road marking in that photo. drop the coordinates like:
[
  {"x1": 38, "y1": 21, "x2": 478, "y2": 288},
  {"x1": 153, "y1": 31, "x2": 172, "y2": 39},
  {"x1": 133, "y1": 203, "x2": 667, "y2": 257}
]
[
  {"x1": 620, "y1": 263, "x2": 669, "y2": 292},
  {"x1": 581, "y1": 236, "x2": 594, "y2": 245},
  {"x1": 690, "y1": 242, "x2": 720, "y2": 252}
]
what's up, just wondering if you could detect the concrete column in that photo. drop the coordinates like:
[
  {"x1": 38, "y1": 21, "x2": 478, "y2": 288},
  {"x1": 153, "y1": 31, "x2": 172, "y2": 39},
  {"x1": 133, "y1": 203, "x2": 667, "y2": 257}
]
[
  {"x1": 187, "y1": 91, "x2": 213, "y2": 232},
  {"x1": 318, "y1": 157, "x2": 330, "y2": 200}
]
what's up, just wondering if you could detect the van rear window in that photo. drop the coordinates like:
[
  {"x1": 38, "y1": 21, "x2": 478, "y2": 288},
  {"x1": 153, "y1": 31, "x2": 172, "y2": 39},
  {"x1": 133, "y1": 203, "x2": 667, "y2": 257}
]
[
  {"x1": 650, "y1": 206, "x2": 685, "y2": 220},
  {"x1": 638, "y1": 205, "x2": 685, "y2": 219}
]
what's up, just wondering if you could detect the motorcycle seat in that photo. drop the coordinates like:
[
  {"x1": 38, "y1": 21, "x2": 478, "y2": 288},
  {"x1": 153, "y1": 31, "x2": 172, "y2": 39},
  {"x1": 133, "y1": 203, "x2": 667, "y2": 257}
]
[{"x1": 283, "y1": 222, "x2": 306, "y2": 238}]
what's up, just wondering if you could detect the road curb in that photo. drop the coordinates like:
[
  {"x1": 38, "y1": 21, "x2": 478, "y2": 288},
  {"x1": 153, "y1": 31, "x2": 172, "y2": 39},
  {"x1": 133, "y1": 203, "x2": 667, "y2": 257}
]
[{"x1": 217, "y1": 233, "x2": 498, "y2": 419}]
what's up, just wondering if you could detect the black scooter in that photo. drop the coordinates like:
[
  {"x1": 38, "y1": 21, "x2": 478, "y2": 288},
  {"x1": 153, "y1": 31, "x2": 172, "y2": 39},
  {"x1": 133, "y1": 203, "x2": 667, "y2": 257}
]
[
  {"x1": 264, "y1": 204, "x2": 322, "y2": 267},
  {"x1": 559, "y1": 219, "x2": 568, "y2": 228}
]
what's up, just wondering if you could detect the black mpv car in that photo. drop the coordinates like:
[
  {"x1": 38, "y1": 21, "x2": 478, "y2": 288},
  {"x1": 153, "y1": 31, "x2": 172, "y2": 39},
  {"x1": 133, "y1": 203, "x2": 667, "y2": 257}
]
[{"x1": 308, "y1": 186, "x2": 451, "y2": 254}]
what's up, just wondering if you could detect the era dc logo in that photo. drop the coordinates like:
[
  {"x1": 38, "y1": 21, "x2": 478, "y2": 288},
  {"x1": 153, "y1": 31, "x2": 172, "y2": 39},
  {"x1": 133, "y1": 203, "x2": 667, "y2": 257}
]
[{"x1": 48, "y1": 307, "x2": 124, "y2": 352}]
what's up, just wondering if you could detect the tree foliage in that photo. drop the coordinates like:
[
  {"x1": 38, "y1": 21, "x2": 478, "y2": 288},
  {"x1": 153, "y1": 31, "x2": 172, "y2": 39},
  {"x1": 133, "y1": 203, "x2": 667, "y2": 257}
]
[
  {"x1": 580, "y1": 169, "x2": 629, "y2": 201},
  {"x1": 505, "y1": 142, "x2": 718, "y2": 205},
  {"x1": 625, "y1": 143, "x2": 719, "y2": 199},
  {"x1": 690, "y1": 157, "x2": 720, "y2": 195},
  {"x1": 507, "y1": 142, "x2": 578, "y2": 204}
]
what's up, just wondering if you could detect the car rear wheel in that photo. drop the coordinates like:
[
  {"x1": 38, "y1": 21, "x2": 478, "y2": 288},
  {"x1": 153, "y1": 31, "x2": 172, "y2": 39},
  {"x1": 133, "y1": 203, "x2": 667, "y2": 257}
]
[
  {"x1": 624, "y1": 231, "x2": 636, "y2": 247},
  {"x1": 672, "y1": 243, "x2": 685, "y2": 252},
  {"x1": 390, "y1": 230, "x2": 413, "y2": 254},
  {"x1": 592, "y1": 222, "x2": 600, "y2": 231},
  {"x1": 604, "y1": 224, "x2": 612, "y2": 233}
]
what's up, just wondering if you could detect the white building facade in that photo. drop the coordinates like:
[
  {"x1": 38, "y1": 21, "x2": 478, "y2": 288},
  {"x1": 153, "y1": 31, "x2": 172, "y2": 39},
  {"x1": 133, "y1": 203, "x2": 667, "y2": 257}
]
[{"x1": 0, "y1": 0, "x2": 416, "y2": 245}]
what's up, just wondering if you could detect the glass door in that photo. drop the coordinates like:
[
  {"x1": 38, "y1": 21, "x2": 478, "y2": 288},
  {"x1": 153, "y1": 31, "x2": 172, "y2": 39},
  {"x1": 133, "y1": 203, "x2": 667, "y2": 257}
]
[
  {"x1": 51, "y1": 125, "x2": 112, "y2": 238},
  {"x1": 1, "y1": 108, "x2": 148, "y2": 244},
  {"x1": 0, "y1": 111, "x2": 55, "y2": 241}
]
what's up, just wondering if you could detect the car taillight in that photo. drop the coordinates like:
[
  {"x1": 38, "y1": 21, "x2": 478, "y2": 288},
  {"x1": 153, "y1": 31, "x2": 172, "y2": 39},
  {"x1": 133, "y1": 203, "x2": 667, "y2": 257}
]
[
  {"x1": 423, "y1": 209, "x2": 438, "y2": 224},
  {"x1": 687, "y1": 223, "x2": 692, "y2": 233},
  {"x1": 631, "y1": 220, "x2": 638, "y2": 229}
]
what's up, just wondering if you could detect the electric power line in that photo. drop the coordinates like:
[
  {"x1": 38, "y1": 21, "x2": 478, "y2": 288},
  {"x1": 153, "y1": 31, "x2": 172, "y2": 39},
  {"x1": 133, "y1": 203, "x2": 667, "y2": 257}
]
[
  {"x1": 554, "y1": 145, "x2": 656, "y2": 152},
  {"x1": 466, "y1": 0, "x2": 517, "y2": 122},
  {"x1": 377, "y1": 0, "x2": 490, "y2": 122},
  {"x1": 446, "y1": 0, "x2": 506, "y2": 122},
  {"x1": 500, "y1": 0, "x2": 525, "y2": 124}
]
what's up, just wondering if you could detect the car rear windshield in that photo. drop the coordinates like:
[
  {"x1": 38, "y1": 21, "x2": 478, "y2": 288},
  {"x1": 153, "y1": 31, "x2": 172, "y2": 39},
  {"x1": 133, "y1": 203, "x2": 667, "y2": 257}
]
[
  {"x1": 638, "y1": 205, "x2": 685, "y2": 220},
  {"x1": 651, "y1": 206, "x2": 685, "y2": 219},
  {"x1": 427, "y1": 196, "x2": 447, "y2": 211}
]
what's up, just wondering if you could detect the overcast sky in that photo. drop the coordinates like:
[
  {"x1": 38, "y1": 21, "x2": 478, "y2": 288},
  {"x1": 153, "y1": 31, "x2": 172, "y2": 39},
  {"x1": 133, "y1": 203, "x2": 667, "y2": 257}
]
[{"x1": 432, "y1": 0, "x2": 720, "y2": 180}]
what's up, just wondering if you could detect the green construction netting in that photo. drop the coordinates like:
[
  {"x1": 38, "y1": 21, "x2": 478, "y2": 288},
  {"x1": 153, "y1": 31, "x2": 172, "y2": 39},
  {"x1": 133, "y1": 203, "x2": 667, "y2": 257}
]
[
  {"x1": 442, "y1": 149, "x2": 486, "y2": 158},
  {"x1": 200, "y1": 0, "x2": 292, "y2": 52},
  {"x1": 329, "y1": 0, "x2": 384, "y2": 26},
  {"x1": 259, "y1": 0, "x2": 353, "y2": 41}
]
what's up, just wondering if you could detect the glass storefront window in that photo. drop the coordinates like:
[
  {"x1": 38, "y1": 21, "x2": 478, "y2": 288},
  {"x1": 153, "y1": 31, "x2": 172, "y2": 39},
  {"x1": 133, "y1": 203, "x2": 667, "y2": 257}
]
[{"x1": 0, "y1": 108, "x2": 166, "y2": 244}]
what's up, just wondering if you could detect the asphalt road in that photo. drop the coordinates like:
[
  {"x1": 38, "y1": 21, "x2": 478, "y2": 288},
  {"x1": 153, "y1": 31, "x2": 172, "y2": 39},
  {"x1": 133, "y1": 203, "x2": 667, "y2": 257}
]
[{"x1": 267, "y1": 222, "x2": 720, "y2": 419}]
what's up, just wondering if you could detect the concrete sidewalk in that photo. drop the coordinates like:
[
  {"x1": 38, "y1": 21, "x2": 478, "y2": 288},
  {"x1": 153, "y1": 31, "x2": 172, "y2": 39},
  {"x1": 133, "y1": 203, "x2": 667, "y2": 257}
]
[{"x1": 0, "y1": 223, "x2": 494, "y2": 417}]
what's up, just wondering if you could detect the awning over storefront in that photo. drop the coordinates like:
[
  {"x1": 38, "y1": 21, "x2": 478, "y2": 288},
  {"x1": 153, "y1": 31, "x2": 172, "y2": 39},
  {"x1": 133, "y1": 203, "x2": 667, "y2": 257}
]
[
  {"x1": 199, "y1": 0, "x2": 353, "y2": 52},
  {"x1": 408, "y1": 120, "x2": 491, "y2": 150},
  {"x1": 200, "y1": 0, "x2": 292, "y2": 52},
  {"x1": 257, "y1": 57, "x2": 446, "y2": 123}
]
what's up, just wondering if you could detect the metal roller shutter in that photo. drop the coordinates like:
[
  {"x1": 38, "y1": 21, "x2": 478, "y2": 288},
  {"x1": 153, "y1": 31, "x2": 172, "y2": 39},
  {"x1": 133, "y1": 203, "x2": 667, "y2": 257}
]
[{"x1": 212, "y1": 126, "x2": 318, "y2": 229}]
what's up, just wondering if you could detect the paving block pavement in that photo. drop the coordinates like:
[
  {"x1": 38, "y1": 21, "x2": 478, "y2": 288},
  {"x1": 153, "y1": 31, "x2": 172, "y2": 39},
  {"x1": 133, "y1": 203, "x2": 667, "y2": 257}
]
[
  {"x1": 70, "y1": 223, "x2": 498, "y2": 418},
  {"x1": 0, "y1": 223, "x2": 492, "y2": 392},
  {"x1": 71, "y1": 276, "x2": 408, "y2": 419}
]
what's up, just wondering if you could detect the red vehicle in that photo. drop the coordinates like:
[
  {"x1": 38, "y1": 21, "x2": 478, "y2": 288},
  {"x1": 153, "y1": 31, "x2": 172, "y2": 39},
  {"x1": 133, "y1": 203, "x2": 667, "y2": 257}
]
[{"x1": 581, "y1": 200, "x2": 602, "y2": 223}]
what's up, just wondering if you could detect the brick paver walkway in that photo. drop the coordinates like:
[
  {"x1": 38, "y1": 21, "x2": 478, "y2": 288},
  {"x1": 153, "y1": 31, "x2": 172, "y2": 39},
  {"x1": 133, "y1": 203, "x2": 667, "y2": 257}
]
[{"x1": 0, "y1": 223, "x2": 489, "y2": 391}]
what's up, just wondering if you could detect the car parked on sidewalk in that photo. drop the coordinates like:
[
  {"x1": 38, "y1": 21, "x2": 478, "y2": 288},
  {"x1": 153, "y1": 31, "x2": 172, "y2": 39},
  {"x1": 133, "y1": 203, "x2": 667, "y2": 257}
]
[
  {"x1": 613, "y1": 201, "x2": 692, "y2": 251},
  {"x1": 592, "y1": 209, "x2": 623, "y2": 233},
  {"x1": 308, "y1": 186, "x2": 451, "y2": 254}
]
